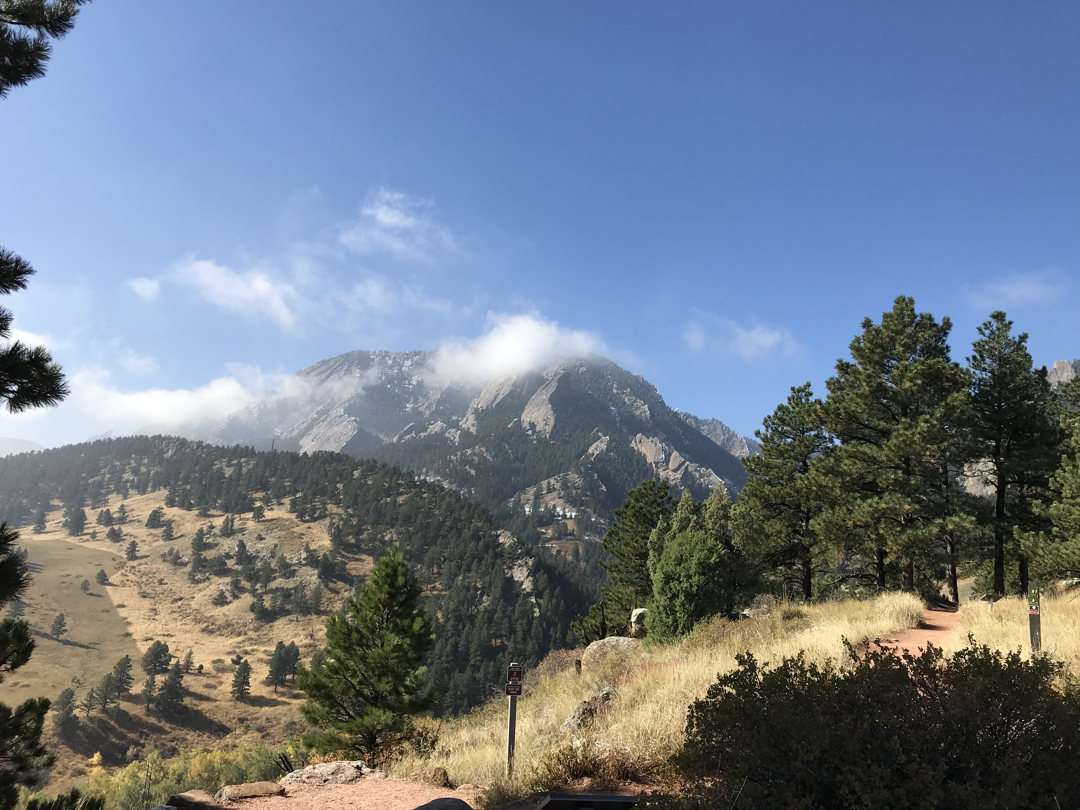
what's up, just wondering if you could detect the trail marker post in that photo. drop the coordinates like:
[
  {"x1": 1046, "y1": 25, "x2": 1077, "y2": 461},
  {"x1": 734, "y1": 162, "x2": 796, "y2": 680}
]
[
  {"x1": 1029, "y1": 585, "x2": 1041, "y2": 653},
  {"x1": 506, "y1": 663, "x2": 523, "y2": 778}
]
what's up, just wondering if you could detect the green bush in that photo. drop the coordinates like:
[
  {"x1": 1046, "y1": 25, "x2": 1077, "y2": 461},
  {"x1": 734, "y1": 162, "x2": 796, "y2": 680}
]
[{"x1": 672, "y1": 638, "x2": 1080, "y2": 810}]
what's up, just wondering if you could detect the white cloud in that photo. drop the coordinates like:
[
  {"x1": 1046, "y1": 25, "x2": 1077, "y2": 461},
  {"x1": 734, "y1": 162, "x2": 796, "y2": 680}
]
[
  {"x1": 433, "y1": 312, "x2": 606, "y2": 385},
  {"x1": 340, "y1": 187, "x2": 461, "y2": 265},
  {"x1": 962, "y1": 270, "x2": 1068, "y2": 311},
  {"x1": 349, "y1": 276, "x2": 398, "y2": 314},
  {"x1": 68, "y1": 366, "x2": 291, "y2": 433},
  {"x1": 8, "y1": 327, "x2": 54, "y2": 348},
  {"x1": 117, "y1": 348, "x2": 158, "y2": 375},
  {"x1": 171, "y1": 258, "x2": 302, "y2": 331},
  {"x1": 683, "y1": 314, "x2": 803, "y2": 362},
  {"x1": 125, "y1": 277, "x2": 161, "y2": 301}
]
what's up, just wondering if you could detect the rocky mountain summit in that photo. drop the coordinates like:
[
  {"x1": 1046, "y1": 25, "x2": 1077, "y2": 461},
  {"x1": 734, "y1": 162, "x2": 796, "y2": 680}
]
[{"x1": 208, "y1": 350, "x2": 753, "y2": 524}]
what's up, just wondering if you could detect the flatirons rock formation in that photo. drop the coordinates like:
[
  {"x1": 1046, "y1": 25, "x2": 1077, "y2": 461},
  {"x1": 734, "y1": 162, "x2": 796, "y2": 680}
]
[
  {"x1": 209, "y1": 350, "x2": 753, "y2": 524},
  {"x1": 1048, "y1": 359, "x2": 1079, "y2": 388}
]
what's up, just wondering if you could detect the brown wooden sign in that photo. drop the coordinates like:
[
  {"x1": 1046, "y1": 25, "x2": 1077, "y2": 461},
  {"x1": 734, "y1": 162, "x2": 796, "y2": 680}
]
[
  {"x1": 507, "y1": 664, "x2": 523, "y2": 683},
  {"x1": 505, "y1": 682, "x2": 522, "y2": 696}
]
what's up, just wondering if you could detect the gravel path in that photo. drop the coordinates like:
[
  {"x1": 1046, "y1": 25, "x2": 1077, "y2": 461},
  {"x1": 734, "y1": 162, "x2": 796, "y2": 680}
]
[{"x1": 230, "y1": 779, "x2": 484, "y2": 810}]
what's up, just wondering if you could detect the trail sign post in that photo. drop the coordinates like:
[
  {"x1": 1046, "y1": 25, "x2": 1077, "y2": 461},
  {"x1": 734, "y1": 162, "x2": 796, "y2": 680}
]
[
  {"x1": 506, "y1": 662, "x2": 522, "y2": 778},
  {"x1": 1029, "y1": 585, "x2": 1041, "y2": 653}
]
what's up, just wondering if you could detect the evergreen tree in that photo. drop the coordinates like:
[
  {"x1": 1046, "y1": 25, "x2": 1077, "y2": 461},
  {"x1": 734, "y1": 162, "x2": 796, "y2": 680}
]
[
  {"x1": 734, "y1": 384, "x2": 832, "y2": 601},
  {"x1": 61, "y1": 505, "x2": 85, "y2": 537},
  {"x1": 252, "y1": 505, "x2": 265, "y2": 522},
  {"x1": 600, "y1": 478, "x2": 674, "y2": 607},
  {"x1": 647, "y1": 489, "x2": 741, "y2": 639},
  {"x1": 31, "y1": 508, "x2": 45, "y2": 534},
  {"x1": 77, "y1": 688, "x2": 97, "y2": 717},
  {"x1": 156, "y1": 662, "x2": 185, "y2": 714},
  {"x1": 114, "y1": 504, "x2": 127, "y2": 525},
  {"x1": 125, "y1": 540, "x2": 138, "y2": 561},
  {"x1": 161, "y1": 520, "x2": 175, "y2": 542},
  {"x1": 111, "y1": 655, "x2": 133, "y2": 695},
  {"x1": 283, "y1": 641, "x2": 301, "y2": 684},
  {"x1": 50, "y1": 688, "x2": 76, "y2": 738},
  {"x1": 968, "y1": 312, "x2": 1060, "y2": 594},
  {"x1": 296, "y1": 544, "x2": 435, "y2": 764},
  {"x1": 0, "y1": 0, "x2": 89, "y2": 100},
  {"x1": 144, "y1": 508, "x2": 163, "y2": 529},
  {"x1": 819, "y1": 296, "x2": 971, "y2": 591},
  {"x1": 5, "y1": 599, "x2": 24, "y2": 619},
  {"x1": 182, "y1": 649, "x2": 194, "y2": 674},
  {"x1": 94, "y1": 508, "x2": 112, "y2": 527},
  {"x1": 49, "y1": 613, "x2": 66, "y2": 640},
  {"x1": 140, "y1": 672, "x2": 156, "y2": 714},
  {"x1": 96, "y1": 672, "x2": 117, "y2": 711},
  {"x1": 95, "y1": 569, "x2": 108, "y2": 586},
  {"x1": 231, "y1": 659, "x2": 251, "y2": 701},
  {"x1": 266, "y1": 642, "x2": 288, "y2": 692},
  {"x1": 141, "y1": 640, "x2": 171, "y2": 676},
  {"x1": 105, "y1": 526, "x2": 122, "y2": 543},
  {"x1": 1023, "y1": 411, "x2": 1080, "y2": 580}
]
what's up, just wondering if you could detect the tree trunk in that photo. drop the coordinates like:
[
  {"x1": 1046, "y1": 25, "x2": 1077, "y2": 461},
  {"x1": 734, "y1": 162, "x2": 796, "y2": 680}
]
[
  {"x1": 875, "y1": 548, "x2": 886, "y2": 589},
  {"x1": 903, "y1": 558, "x2": 915, "y2": 592},
  {"x1": 1018, "y1": 555, "x2": 1029, "y2": 595},
  {"x1": 801, "y1": 544, "x2": 813, "y2": 602},
  {"x1": 946, "y1": 535, "x2": 959, "y2": 605},
  {"x1": 993, "y1": 483, "x2": 1006, "y2": 595}
]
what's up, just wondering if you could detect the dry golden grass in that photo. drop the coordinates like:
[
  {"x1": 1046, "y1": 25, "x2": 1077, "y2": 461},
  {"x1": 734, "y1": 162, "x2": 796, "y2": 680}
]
[
  {"x1": 945, "y1": 590, "x2": 1080, "y2": 670},
  {"x1": 394, "y1": 592, "x2": 925, "y2": 801}
]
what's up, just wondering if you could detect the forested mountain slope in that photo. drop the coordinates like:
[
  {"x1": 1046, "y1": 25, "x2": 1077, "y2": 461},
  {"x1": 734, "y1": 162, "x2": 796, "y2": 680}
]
[
  {"x1": 0, "y1": 437, "x2": 596, "y2": 715},
  {"x1": 207, "y1": 351, "x2": 750, "y2": 529}
]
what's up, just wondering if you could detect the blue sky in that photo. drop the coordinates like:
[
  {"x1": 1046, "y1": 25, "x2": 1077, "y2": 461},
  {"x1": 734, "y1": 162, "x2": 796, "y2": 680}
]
[{"x1": 1, "y1": 1, "x2": 1077, "y2": 447}]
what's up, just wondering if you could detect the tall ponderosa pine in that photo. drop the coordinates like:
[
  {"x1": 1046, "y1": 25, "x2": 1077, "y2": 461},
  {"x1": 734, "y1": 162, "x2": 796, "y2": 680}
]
[
  {"x1": 296, "y1": 544, "x2": 434, "y2": 764},
  {"x1": 231, "y1": 659, "x2": 252, "y2": 701},
  {"x1": 734, "y1": 383, "x2": 832, "y2": 600},
  {"x1": 819, "y1": 296, "x2": 971, "y2": 592},
  {"x1": 601, "y1": 478, "x2": 674, "y2": 607},
  {"x1": 968, "y1": 312, "x2": 1059, "y2": 595}
]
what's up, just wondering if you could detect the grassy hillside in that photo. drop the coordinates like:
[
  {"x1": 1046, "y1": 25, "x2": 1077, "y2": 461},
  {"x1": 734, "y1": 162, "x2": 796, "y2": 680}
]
[{"x1": 393, "y1": 592, "x2": 926, "y2": 803}]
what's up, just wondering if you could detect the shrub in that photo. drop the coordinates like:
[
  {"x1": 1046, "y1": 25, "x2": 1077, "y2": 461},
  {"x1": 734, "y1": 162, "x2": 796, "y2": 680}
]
[{"x1": 674, "y1": 638, "x2": 1080, "y2": 810}]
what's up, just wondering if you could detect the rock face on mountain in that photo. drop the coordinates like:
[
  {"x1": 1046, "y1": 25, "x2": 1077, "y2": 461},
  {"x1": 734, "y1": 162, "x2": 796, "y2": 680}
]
[
  {"x1": 1049, "y1": 360, "x2": 1079, "y2": 388},
  {"x1": 209, "y1": 351, "x2": 752, "y2": 525},
  {"x1": 677, "y1": 413, "x2": 761, "y2": 458}
]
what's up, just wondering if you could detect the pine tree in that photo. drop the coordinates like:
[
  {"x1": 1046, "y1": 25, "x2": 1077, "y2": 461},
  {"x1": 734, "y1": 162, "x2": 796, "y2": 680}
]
[
  {"x1": 733, "y1": 384, "x2": 832, "y2": 601},
  {"x1": 105, "y1": 526, "x2": 122, "y2": 543},
  {"x1": 141, "y1": 640, "x2": 171, "y2": 676},
  {"x1": 125, "y1": 540, "x2": 138, "y2": 561},
  {"x1": 96, "y1": 672, "x2": 117, "y2": 711},
  {"x1": 115, "y1": 504, "x2": 127, "y2": 525},
  {"x1": 182, "y1": 649, "x2": 194, "y2": 674},
  {"x1": 231, "y1": 659, "x2": 252, "y2": 701},
  {"x1": 49, "y1": 613, "x2": 66, "y2": 640},
  {"x1": 61, "y1": 505, "x2": 86, "y2": 537},
  {"x1": 968, "y1": 312, "x2": 1060, "y2": 594},
  {"x1": 78, "y1": 688, "x2": 98, "y2": 717},
  {"x1": 95, "y1": 569, "x2": 108, "y2": 586},
  {"x1": 600, "y1": 478, "x2": 674, "y2": 608},
  {"x1": 31, "y1": 508, "x2": 45, "y2": 534},
  {"x1": 0, "y1": 0, "x2": 89, "y2": 99},
  {"x1": 95, "y1": 508, "x2": 112, "y2": 527},
  {"x1": 144, "y1": 508, "x2": 163, "y2": 529},
  {"x1": 112, "y1": 655, "x2": 134, "y2": 695},
  {"x1": 1023, "y1": 411, "x2": 1080, "y2": 580},
  {"x1": 161, "y1": 520, "x2": 175, "y2": 542},
  {"x1": 140, "y1": 672, "x2": 156, "y2": 714},
  {"x1": 296, "y1": 544, "x2": 435, "y2": 764},
  {"x1": 266, "y1": 642, "x2": 288, "y2": 693},
  {"x1": 818, "y1": 296, "x2": 972, "y2": 591},
  {"x1": 51, "y1": 688, "x2": 77, "y2": 738},
  {"x1": 156, "y1": 662, "x2": 185, "y2": 714}
]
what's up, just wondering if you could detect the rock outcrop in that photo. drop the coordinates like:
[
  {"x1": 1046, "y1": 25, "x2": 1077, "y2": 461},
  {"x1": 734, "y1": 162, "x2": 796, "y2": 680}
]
[{"x1": 581, "y1": 636, "x2": 642, "y2": 670}]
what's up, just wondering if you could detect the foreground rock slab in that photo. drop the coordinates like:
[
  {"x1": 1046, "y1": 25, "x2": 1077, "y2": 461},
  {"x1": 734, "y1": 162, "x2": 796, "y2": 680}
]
[
  {"x1": 220, "y1": 781, "x2": 287, "y2": 800},
  {"x1": 280, "y1": 760, "x2": 372, "y2": 785},
  {"x1": 581, "y1": 636, "x2": 641, "y2": 670}
]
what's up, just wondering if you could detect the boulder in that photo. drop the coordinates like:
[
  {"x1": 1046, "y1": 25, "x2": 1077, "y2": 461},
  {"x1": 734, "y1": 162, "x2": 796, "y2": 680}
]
[
  {"x1": 581, "y1": 635, "x2": 641, "y2": 669},
  {"x1": 164, "y1": 791, "x2": 219, "y2": 809},
  {"x1": 218, "y1": 781, "x2": 286, "y2": 800},
  {"x1": 560, "y1": 686, "x2": 617, "y2": 734},
  {"x1": 411, "y1": 799, "x2": 473, "y2": 810},
  {"x1": 280, "y1": 760, "x2": 370, "y2": 785}
]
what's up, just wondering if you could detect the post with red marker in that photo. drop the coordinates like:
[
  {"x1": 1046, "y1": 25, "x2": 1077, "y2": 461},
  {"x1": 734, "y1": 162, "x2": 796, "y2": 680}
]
[
  {"x1": 1028, "y1": 584, "x2": 1041, "y2": 653},
  {"x1": 506, "y1": 662, "x2": 523, "y2": 778}
]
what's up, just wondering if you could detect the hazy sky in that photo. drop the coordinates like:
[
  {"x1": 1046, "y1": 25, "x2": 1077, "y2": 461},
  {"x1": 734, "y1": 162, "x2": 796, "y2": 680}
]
[{"x1": 1, "y1": 1, "x2": 1076, "y2": 446}]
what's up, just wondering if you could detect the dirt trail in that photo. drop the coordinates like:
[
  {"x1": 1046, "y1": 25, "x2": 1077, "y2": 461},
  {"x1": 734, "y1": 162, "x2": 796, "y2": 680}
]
[
  {"x1": 233, "y1": 779, "x2": 484, "y2": 810},
  {"x1": 874, "y1": 600, "x2": 962, "y2": 655}
]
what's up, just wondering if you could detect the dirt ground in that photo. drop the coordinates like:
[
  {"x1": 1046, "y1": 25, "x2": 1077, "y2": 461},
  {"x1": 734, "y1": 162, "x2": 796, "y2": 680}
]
[
  {"x1": 874, "y1": 599, "x2": 963, "y2": 655},
  {"x1": 228, "y1": 779, "x2": 485, "y2": 810}
]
